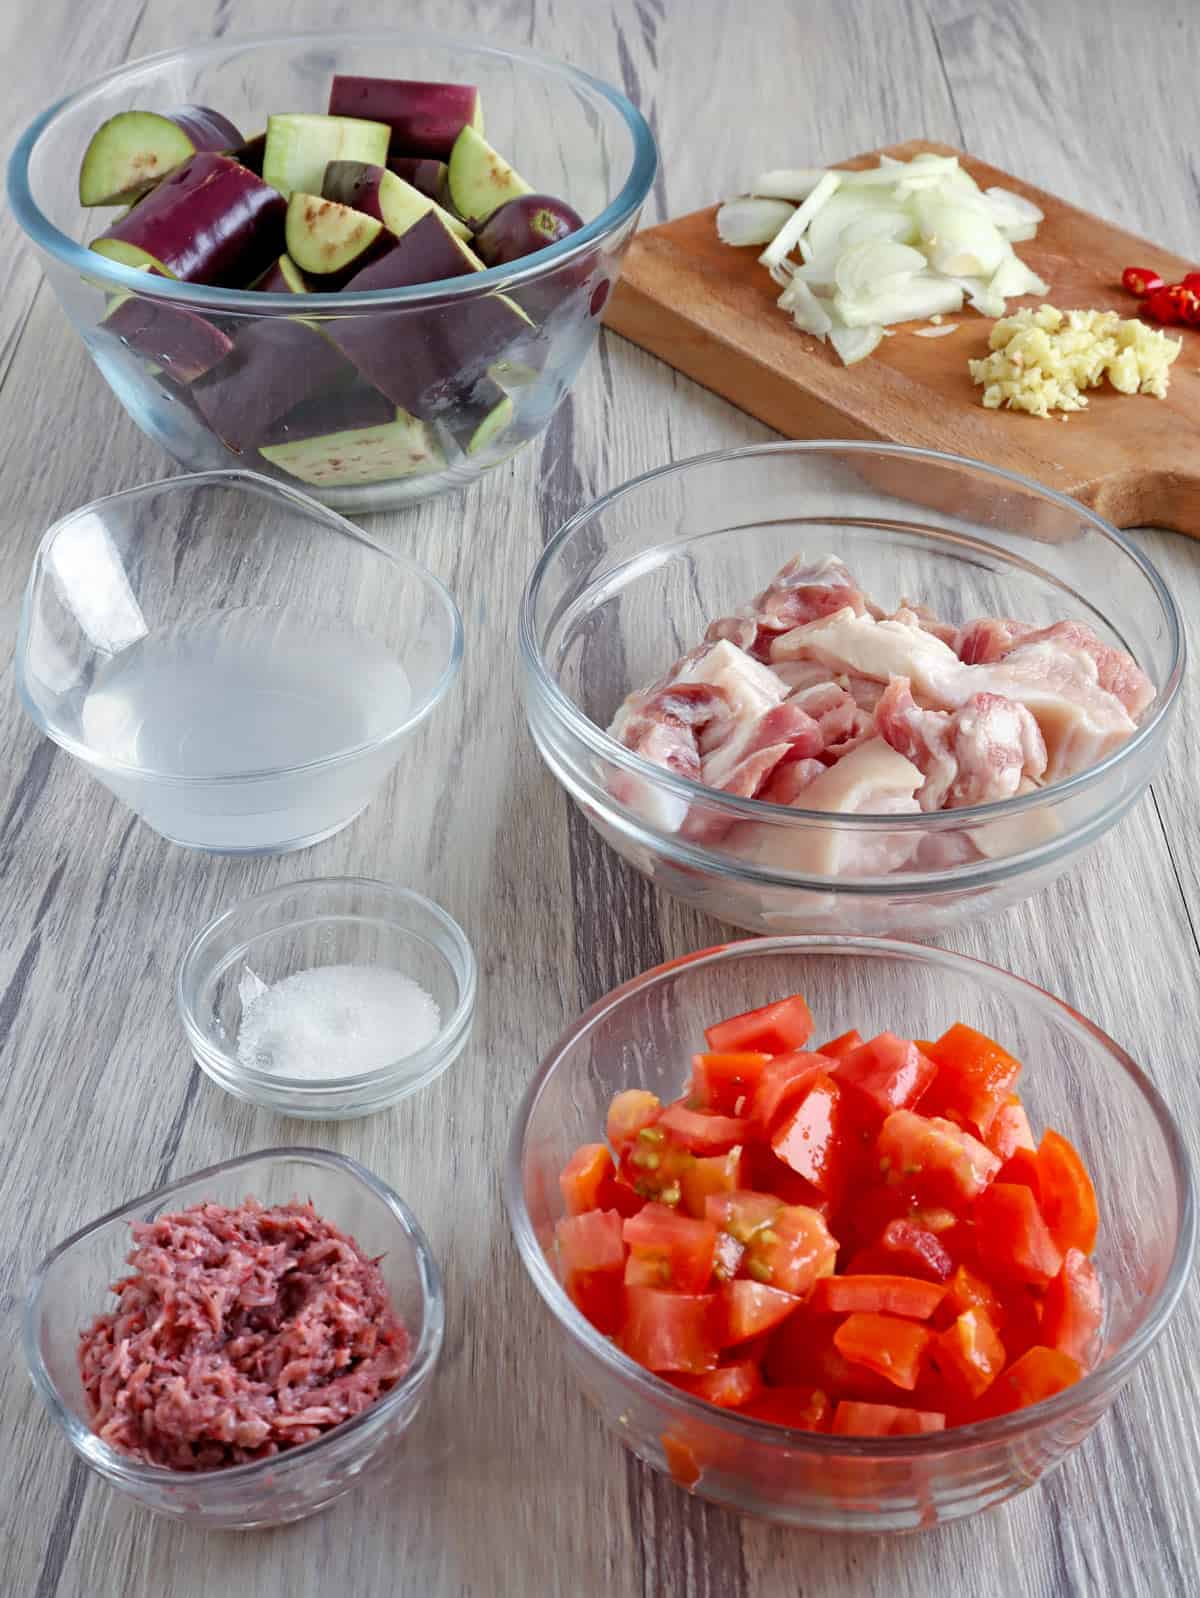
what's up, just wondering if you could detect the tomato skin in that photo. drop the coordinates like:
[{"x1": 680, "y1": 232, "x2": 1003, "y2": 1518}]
[
  {"x1": 986, "y1": 1096, "x2": 1036, "y2": 1162},
  {"x1": 938, "y1": 1263, "x2": 1002, "y2": 1328},
  {"x1": 749, "y1": 1204, "x2": 839, "y2": 1295},
  {"x1": 742, "y1": 1386, "x2": 832, "y2": 1431},
  {"x1": 972, "y1": 1182, "x2": 1063, "y2": 1289},
  {"x1": 679, "y1": 1146, "x2": 747, "y2": 1219},
  {"x1": 623, "y1": 1202, "x2": 718, "y2": 1292},
  {"x1": 747, "y1": 1052, "x2": 829, "y2": 1135},
  {"x1": 809, "y1": 1273, "x2": 946, "y2": 1320},
  {"x1": 690, "y1": 1052, "x2": 769, "y2": 1115},
  {"x1": 556, "y1": 1210, "x2": 627, "y2": 1334},
  {"x1": 877, "y1": 1110, "x2": 1001, "y2": 1207},
  {"x1": 668, "y1": 1358, "x2": 763, "y2": 1409},
  {"x1": 816, "y1": 1028, "x2": 864, "y2": 1060},
  {"x1": 997, "y1": 1145, "x2": 1041, "y2": 1194},
  {"x1": 1041, "y1": 1248, "x2": 1103, "y2": 1367},
  {"x1": 846, "y1": 1218, "x2": 955, "y2": 1284},
  {"x1": 1036, "y1": 1129, "x2": 1099, "y2": 1255},
  {"x1": 986, "y1": 1345, "x2": 1082, "y2": 1415},
  {"x1": 747, "y1": 1143, "x2": 830, "y2": 1208},
  {"x1": 607, "y1": 1090, "x2": 662, "y2": 1154},
  {"x1": 661, "y1": 1432, "x2": 702, "y2": 1488},
  {"x1": 833, "y1": 1311, "x2": 932, "y2": 1392},
  {"x1": 921, "y1": 1024, "x2": 1023, "y2": 1137},
  {"x1": 559, "y1": 1143, "x2": 615, "y2": 1215},
  {"x1": 658, "y1": 1100, "x2": 751, "y2": 1155},
  {"x1": 833, "y1": 1032, "x2": 937, "y2": 1120},
  {"x1": 930, "y1": 1307, "x2": 1006, "y2": 1401},
  {"x1": 704, "y1": 993, "x2": 814, "y2": 1055},
  {"x1": 620, "y1": 1287, "x2": 721, "y2": 1374},
  {"x1": 770, "y1": 1072, "x2": 853, "y2": 1198},
  {"x1": 716, "y1": 1279, "x2": 802, "y2": 1346},
  {"x1": 831, "y1": 1401, "x2": 945, "y2": 1436}
]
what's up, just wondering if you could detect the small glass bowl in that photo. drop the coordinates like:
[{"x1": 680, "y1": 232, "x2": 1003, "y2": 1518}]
[
  {"x1": 24, "y1": 1147, "x2": 444, "y2": 1528},
  {"x1": 505, "y1": 937, "x2": 1195, "y2": 1532},
  {"x1": 178, "y1": 878, "x2": 476, "y2": 1119}
]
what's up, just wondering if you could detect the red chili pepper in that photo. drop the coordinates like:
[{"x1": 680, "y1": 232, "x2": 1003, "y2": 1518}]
[
  {"x1": 1182, "y1": 272, "x2": 1200, "y2": 296},
  {"x1": 1122, "y1": 266, "x2": 1164, "y2": 299},
  {"x1": 1143, "y1": 284, "x2": 1184, "y2": 325},
  {"x1": 1181, "y1": 288, "x2": 1200, "y2": 327}
]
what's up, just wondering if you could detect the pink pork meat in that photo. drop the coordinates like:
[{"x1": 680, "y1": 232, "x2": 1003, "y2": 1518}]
[{"x1": 78, "y1": 1198, "x2": 410, "y2": 1470}]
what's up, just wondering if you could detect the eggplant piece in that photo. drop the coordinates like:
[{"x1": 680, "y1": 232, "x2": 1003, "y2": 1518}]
[
  {"x1": 388, "y1": 156, "x2": 450, "y2": 205},
  {"x1": 262, "y1": 112, "x2": 390, "y2": 200},
  {"x1": 473, "y1": 193, "x2": 583, "y2": 266},
  {"x1": 231, "y1": 130, "x2": 267, "y2": 175},
  {"x1": 249, "y1": 254, "x2": 310, "y2": 293},
  {"x1": 191, "y1": 318, "x2": 355, "y2": 454},
  {"x1": 329, "y1": 211, "x2": 529, "y2": 417},
  {"x1": 445, "y1": 374, "x2": 514, "y2": 455},
  {"x1": 323, "y1": 160, "x2": 471, "y2": 242},
  {"x1": 90, "y1": 154, "x2": 285, "y2": 285},
  {"x1": 284, "y1": 193, "x2": 392, "y2": 286},
  {"x1": 78, "y1": 105, "x2": 242, "y2": 206},
  {"x1": 446, "y1": 126, "x2": 532, "y2": 225},
  {"x1": 102, "y1": 292, "x2": 233, "y2": 383},
  {"x1": 328, "y1": 76, "x2": 482, "y2": 162},
  {"x1": 259, "y1": 388, "x2": 444, "y2": 488}
]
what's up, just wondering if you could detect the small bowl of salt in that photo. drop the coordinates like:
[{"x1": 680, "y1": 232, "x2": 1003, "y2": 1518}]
[{"x1": 177, "y1": 878, "x2": 476, "y2": 1119}]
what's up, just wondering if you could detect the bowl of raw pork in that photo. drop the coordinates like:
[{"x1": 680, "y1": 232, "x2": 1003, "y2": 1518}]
[
  {"x1": 23, "y1": 1149, "x2": 444, "y2": 1527},
  {"x1": 6, "y1": 29, "x2": 655, "y2": 510},
  {"x1": 520, "y1": 441, "x2": 1183, "y2": 937}
]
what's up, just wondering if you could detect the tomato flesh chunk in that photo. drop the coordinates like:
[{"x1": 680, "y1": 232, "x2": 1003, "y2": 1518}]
[
  {"x1": 620, "y1": 1287, "x2": 720, "y2": 1373},
  {"x1": 679, "y1": 1146, "x2": 747, "y2": 1220},
  {"x1": 661, "y1": 1432, "x2": 702, "y2": 1488},
  {"x1": 658, "y1": 1099, "x2": 750, "y2": 1155},
  {"x1": 816, "y1": 1028, "x2": 864, "y2": 1060},
  {"x1": 921, "y1": 1022, "x2": 1023, "y2": 1136},
  {"x1": 607, "y1": 1089, "x2": 662, "y2": 1155},
  {"x1": 742, "y1": 1386, "x2": 832, "y2": 1431},
  {"x1": 770, "y1": 1072, "x2": 852, "y2": 1197},
  {"x1": 716, "y1": 1279, "x2": 802, "y2": 1346},
  {"x1": 1041, "y1": 1247, "x2": 1103, "y2": 1367},
  {"x1": 1036, "y1": 1129, "x2": 1099, "y2": 1255},
  {"x1": 705, "y1": 993, "x2": 814, "y2": 1055},
  {"x1": 849, "y1": 1218, "x2": 954, "y2": 1283},
  {"x1": 986, "y1": 1096, "x2": 1036, "y2": 1162},
  {"x1": 559, "y1": 1143, "x2": 614, "y2": 1215},
  {"x1": 748, "y1": 1052, "x2": 829, "y2": 1135},
  {"x1": 931, "y1": 1307, "x2": 1006, "y2": 1401},
  {"x1": 832, "y1": 1400, "x2": 946, "y2": 1436},
  {"x1": 556, "y1": 1209, "x2": 626, "y2": 1334},
  {"x1": 833, "y1": 1311, "x2": 932, "y2": 1391},
  {"x1": 690, "y1": 1051, "x2": 769, "y2": 1115},
  {"x1": 939, "y1": 1263, "x2": 1002, "y2": 1327},
  {"x1": 668, "y1": 1358, "x2": 763, "y2": 1409},
  {"x1": 809, "y1": 1273, "x2": 946, "y2": 1320},
  {"x1": 878, "y1": 1110, "x2": 1001, "y2": 1206},
  {"x1": 834, "y1": 1032, "x2": 937, "y2": 1120},
  {"x1": 973, "y1": 1182, "x2": 1063, "y2": 1289},
  {"x1": 623, "y1": 1202, "x2": 717, "y2": 1293},
  {"x1": 747, "y1": 1204, "x2": 838, "y2": 1294},
  {"x1": 988, "y1": 1345, "x2": 1082, "y2": 1414}
]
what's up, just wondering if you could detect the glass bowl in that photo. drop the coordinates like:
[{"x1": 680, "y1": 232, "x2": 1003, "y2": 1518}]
[
  {"x1": 178, "y1": 878, "x2": 477, "y2": 1119},
  {"x1": 520, "y1": 441, "x2": 1184, "y2": 939},
  {"x1": 15, "y1": 469, "x2": 462, "y2": 854},
  {"x1": 504, "y1": 937, "x2": 1195, "y2": 1532},
  {"x1": 24, "y1": 1148, "x2": 444, "y2": 1529},
  {"x1": 7, "y1": 29, "x2": 656, "y2": 512}
]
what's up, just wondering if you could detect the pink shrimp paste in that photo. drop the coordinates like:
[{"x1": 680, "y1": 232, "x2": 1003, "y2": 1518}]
[{"x1": 78, "y1": 1198, "x2": 410, "y2": 1470}]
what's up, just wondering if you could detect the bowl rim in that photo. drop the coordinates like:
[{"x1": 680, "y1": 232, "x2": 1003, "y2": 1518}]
[
  {"x1": 6, "y1": 26, "x2": 658, "y2": 313},
  {"x1": 24, "y1": 1146, "x2": 446, "y2": 1485},
  {"x1": 503, "y1": 935, "x2": 1197, "y2": 1458},
  {"x1": 519, "y1": 439, "x2": 1186, "y2": 834},
  {"x1": 175, "y1": 876, "x2": 478, "y2": 1100},
  {"x1": 14, "y1": 467, "x2": 465, "y2": 784}
]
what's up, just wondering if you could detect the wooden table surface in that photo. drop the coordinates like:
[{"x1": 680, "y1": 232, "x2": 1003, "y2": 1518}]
[{"x1": 2, "y1": 2, "x2": 1198, "y2": 1594}]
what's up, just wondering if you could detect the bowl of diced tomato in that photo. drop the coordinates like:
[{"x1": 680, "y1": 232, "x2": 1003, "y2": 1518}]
[{"x1": 504, "y1": 938, "x2": 1194, "y2": 1531}]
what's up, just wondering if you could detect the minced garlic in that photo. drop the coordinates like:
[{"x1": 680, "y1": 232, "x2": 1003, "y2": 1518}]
[{"x1": 968, "y1": 304, "x2": 1181, "y2": 417}]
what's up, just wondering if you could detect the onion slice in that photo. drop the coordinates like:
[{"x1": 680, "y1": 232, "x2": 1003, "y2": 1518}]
[
  {"x1": 830, "y1": 324, "x2": 884, "y2": 364},
  {"x1": 717, "y1": 195, "x2": 797, "y2": 246}
]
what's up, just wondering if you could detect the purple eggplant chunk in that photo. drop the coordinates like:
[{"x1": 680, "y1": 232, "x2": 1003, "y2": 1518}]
[
  {"x1": 79, "y1": 105, "x2": 243, "y2": 206},
  {"x1": 261, "y1": 384, "x2": 397, "y2": 445},
  {"x1": 90, "y1": 154, "x2": 286, "y2": 286},
  {"x1": 328, "y1": 76, "x2": 482, "y2": 161},
  {"x1": 259, "y1": 388, "x2": 445, "y2": 488},
  {"x1": 103, "y1": 295, "x2": 233, "y2": 383},
  {"x1": 231, "y1": 130, "x2": 267, "y2": 176},
  {"x1": 248, "y1": 255, "x2": 310, "y2": 293},
  {"x1": 191, "y1": 319, "x2": 355, "y2": 454},
  {"x1": 387, "y1": 156, "x2": 450, "y2": 205},
  {"x1": 473, "y1": 193, "x2": 583, "y2": 267}
]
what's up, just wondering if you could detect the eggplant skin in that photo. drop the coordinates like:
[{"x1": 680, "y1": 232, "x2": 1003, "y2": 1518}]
[
  {"x1": 387, "y1": 157, "x2": 450, "y2": 205},
  {"x1": 328, "y1": 76, "x2": 481, "y2": 161},
  {"x1": 191, "y1": 320, "x2": 355, "y2": 453},
  {"x1": 103, "y1": 296, "x2": 233, "y2": 383},
  {"x1": 92, "y1": 154, "x2": 286, "y2": 287},
  {"x1": 473, "y1": 193, "x2": 583, "y2": 267}
]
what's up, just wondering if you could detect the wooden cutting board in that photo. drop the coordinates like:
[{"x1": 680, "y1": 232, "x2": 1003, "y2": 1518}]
[{"x1": 605, "y1": 140, "x2": 1200, "y2": 537}]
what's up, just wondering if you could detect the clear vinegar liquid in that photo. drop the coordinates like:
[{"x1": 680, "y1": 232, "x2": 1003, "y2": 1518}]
[{"x1": 71, "y1": 607, "x2": 411, "y2": 852}]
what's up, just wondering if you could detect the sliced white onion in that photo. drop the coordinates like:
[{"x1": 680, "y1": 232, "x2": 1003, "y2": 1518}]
[
  {"x1": 989, "y1": 255, "x2": 1049, "y2": 299},
  {"x1": 792, "y1": 254, "x2": 842, "y2": 293},
  {"x1": 921, "y1": 202, "x2": 1010, "y2": 277},
  {"x1": 834, "y1": 239, "x2": 926, "y2": 302},
  {"x1": 751, "y1": 167, "x2": 827, "y2": 201},
  {"x1": 778, "y1": 277, "x2": 834, "y2": 338},
  {"x1": 833, "y1": 274, "x2": 964, "y2": 327},
  {"x1": 984, "y1": 186, "x2": 1044, "y2": 228},
  {"x1": 913, "y1": 323, "x2": 959, "y2": 337},
  {"x1": 759, "y1": 170, "x2": 842, "y2": 272},
  {"x1": 1001, "y1": 221, "x2": 1040, "y2": 244},
  {"x1": 716, "y1": 195, "x2": 797, "y2": 246},
  {"x1": 830, "y1": 324, "x2": 885, "y2": 364},
  {"x1": 804, "y1": 187, "x2": 907, "y2": 260}
]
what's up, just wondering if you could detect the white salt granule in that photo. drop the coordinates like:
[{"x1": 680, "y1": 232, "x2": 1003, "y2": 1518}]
[{"x1": 236, "y1": 963, "x2": 442, "y2": 1080}]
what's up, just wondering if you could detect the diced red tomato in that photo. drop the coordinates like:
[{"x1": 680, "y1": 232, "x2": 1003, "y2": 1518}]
[
  {"x1": 1037, "y1": 1129, "x2": 1099, "y2": 1255},
  {"x1": 716, "y1": 1279, "x2": 802, "y2": 1346},
  {"x1": 987, "y1": 1345, "x2": 1082, "y2": 1414},
  {"x1": 939, "y1": 1264, "x2": 1002, "y2": 1327},
  {"x1": 742, "y1": 1386, "x2": 832, "y2": 1430},
  {"x1": 705, "y1": 1189, "x2": 782, "y2": 1241},
  {"x1": 661, "y1": 1432, "x2": 702, "y2": 1488},
  {"x1": 809, "y1": 1273, "x2": 946, "y2": 1320},
  {"x1": 607, "y1": 1090, "x2": 662, "y2": 1155},
  {"x1": 973, "y1": 1182, "x2": 1063, "y2": 1289},
  {"x1": 704, "y1": 993, "x2": 814, "y2": 1056},
  {"x1": 746, "y1": 1204, "x2": 838, "y2": 1294},
  {"x1": 658, "y1": 1099, "x2": 750, "y2": 1155},
  {"x1": 623, "y1": 1203, "x2": 717, "y2": 1293},
  {"x1": 668, "y1": 1358, "x2": 763, "y2": 1409},
  {"x1": 1041, "y1": 1248, "x2": 1103, "y2": 1366},
  {"x1": 747, "y1": 1052, "x2": 829, "y2": 1135},
  {"x1": 559, "y1": 1143, "x2": 614, "y2": 1215},
  {"x1": 770, "y1": 1073, "x2": 853, "y2": 1197},
  {"x1": 596, "y1": 1171, "x2": 646, "y2": 1217},
  {"x1": 986, "y1": 1096, "x2": 1036, "y2": 1162},
  {"x1": 921, "y1": 1023, "x2": 1022, "y2": 1136},
  {"x1": 878, "y1": 1110, "x2": 1001, "y2": 1206},
  {"x1": 713, "y1": 1229, "x2": 745, "y2": 1282},
  {"x1": 747, "y1": 1143, "x2": 830, "y2": 1208},
  {"x1": 620, "y1": 1287, "x2": 720, "y2": 1374},
  {"x1": 833, "y1": 1032, "x2": 937, "y2": 1120},
  {"x1": 833, "y1": 1311, "x2": 932, "y2": 1391},
  {"x1": 831, "y1": 1401, "x2": 945, "y2": 1436},
  {"x1": 816, "y1": 1028, "x2": 863, "y2": 1060},
  {"x1": 679, "y1": 1146, "x2": 747, "y2": 1219},
  {"x1": 556, "y1": 1209, "x2": 626, "y2": 1333},
  {"x1": 997, "y1": 1145, "x2": 1041, "y2": 1193},
  {"x1": 689, "y1": 1051, "x2": 769, "y2": 1115},
  {"x1": 930, "y1": 1307, "x2": 1006, "y2": 1401},
  {"x1": 850, "y1": 1219, "x2": 954, "y2": 1283},
  {"x1": 618, "y1": 1131, "x2": 695, "y2": 1206}
]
